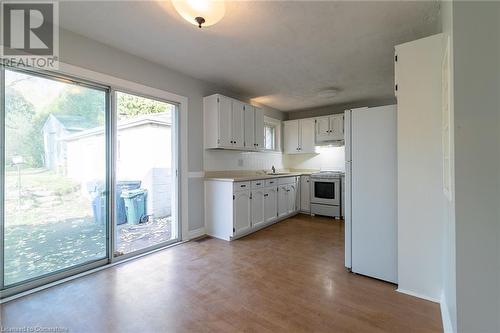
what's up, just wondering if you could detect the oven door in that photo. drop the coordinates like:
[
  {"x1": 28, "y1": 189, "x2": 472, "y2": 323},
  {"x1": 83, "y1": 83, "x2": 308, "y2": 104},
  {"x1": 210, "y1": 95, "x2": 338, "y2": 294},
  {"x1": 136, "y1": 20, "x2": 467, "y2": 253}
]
[{"x1": 311, "y1": 178, "x2": 340, "y2": 205}]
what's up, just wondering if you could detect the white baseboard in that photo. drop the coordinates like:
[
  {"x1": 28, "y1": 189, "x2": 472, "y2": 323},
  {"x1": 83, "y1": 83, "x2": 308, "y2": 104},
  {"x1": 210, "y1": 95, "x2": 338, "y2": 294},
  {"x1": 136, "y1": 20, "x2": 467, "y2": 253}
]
[
  {"x1": 396, "y1": 288, "x2": 440, "y2": 303},
  {"x1": 188, "y1": 227, "x2": 206, "y2": 240},
  {"x1": 440, "y1": 293, "x2": 454, "y2": 333}
]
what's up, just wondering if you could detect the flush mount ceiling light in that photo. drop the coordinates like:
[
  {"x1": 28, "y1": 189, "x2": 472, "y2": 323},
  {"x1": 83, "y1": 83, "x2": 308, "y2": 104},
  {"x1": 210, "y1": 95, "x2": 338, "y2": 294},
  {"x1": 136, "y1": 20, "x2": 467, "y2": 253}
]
[
  {"x1": 318, "y1": 88, "x2": 339, "y2": 99},
  {"x1": 172, "y1": 0, "x2": 225, "y2": 28}
]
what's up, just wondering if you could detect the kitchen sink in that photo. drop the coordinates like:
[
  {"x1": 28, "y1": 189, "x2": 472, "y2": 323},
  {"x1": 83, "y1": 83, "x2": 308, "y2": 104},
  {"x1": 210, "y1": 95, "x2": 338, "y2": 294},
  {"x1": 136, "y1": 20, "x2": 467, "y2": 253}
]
[{"x1": 265, "y1": 172, "x2": 292, "y2": 176}]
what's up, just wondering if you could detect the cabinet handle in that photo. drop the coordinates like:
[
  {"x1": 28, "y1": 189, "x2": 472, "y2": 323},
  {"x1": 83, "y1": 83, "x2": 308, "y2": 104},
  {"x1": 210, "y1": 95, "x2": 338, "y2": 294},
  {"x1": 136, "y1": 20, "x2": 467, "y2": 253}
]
[
  {"x1": 240, "y1": 184, "x2": 246, "y2": 188},
  {"x1": 256, "y1": 183, "x2": 261, "y2": 185},
  {"x1": 264, "y1": 194, "x2": 269, "y2": 197}
]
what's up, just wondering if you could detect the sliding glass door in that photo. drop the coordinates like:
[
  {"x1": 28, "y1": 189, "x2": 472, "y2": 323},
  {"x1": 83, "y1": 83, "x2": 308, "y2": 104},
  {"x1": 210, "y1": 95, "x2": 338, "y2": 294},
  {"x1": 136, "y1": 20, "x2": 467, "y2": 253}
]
[
  {"x1": 113, "y1": 91, "x2": 179, "y2": 257},
  {"x1": 0, "y1": 67, "x2": 180, "y2": 297},
  {"x1": 1, "y1": 68, "x2": 109, "y2": 288}
]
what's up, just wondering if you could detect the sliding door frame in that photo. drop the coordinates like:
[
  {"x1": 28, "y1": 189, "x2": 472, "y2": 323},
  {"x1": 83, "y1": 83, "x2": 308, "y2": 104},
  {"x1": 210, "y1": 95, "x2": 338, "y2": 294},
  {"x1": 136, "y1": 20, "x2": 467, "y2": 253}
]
[
  {"x1": 0, "y1": 62, "x2": 189, "y2": 300},
  {"x1": 110, "y1": 89, "x2": 181, "y2": 263},
  {"x1": 0, "y1": 65, "x2": 112, "y2": 298}
]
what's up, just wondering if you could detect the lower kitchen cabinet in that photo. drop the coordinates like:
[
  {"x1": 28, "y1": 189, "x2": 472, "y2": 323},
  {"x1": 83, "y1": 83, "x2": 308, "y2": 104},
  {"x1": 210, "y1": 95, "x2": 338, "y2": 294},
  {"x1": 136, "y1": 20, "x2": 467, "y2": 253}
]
[
  {"x1": 233, "y1": 190, "x2": 252, "y2": 235},
  {"x1": 263, "y1": 186, "x2": 278, "y2": 223},
  {"x1": 300, "y1": 175, "x2": 311, "y2": 212},
  {"x1": 251, "y1": 188, "x2": 266, "y2": 228},
  {"x1": 205, "y1": 177, "x2": 300, "y2": 241}
]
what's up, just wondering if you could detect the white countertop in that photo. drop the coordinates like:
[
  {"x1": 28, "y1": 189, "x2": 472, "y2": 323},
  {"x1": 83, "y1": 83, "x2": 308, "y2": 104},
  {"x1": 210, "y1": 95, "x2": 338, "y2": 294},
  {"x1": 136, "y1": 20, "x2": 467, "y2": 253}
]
[{"x1": 204, "y1": 170, "x2": 316, "y2": 182}]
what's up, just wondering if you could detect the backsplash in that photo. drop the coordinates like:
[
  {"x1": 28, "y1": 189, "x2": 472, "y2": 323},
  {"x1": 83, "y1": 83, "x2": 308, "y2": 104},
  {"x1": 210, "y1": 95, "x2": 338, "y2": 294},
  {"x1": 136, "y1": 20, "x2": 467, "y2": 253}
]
[
  {"x1": 204, "y1": 150, "x2": 285, "y2": 171},
  {"x1": 284, "y1": 146, "x2": 345, "y2": 171}
]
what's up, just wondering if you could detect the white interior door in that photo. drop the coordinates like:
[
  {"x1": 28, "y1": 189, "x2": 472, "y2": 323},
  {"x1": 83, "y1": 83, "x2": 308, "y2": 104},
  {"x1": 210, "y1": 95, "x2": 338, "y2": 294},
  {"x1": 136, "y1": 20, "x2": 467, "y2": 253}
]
[
  {"x1": 284, "y1": 120, "x2": 299, "y2": 154},
  {"x1": 351, "y1": 106, "x2": 397, "y2": 283},
  {"x1": 218, "y1": 96, "x2": 232, "y2": 147},
  {"x1": 299, "y1": 118, "x2": 316, "y2": 153},
  {"x1": 251, "y1": 189, "x2": 265, "y2": 227},
  {"x1": 244, "y1": 105, "x2": 255, "y2": 150}
]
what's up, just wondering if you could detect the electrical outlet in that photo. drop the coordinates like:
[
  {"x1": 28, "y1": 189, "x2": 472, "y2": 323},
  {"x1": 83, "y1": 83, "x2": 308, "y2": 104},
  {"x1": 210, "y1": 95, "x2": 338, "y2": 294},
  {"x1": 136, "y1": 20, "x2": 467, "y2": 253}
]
[{"x1": 238, "y1": 158, "x2": 244, "y2": 167}]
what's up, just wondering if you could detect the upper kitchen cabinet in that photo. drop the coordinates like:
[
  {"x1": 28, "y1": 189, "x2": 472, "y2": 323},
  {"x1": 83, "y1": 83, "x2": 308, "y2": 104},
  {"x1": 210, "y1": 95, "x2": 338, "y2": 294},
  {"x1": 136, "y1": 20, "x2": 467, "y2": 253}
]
[
  {"x1": 204, "y1": 94, "x2": 264, "y2": 151},
  {"x1": 283, "y1": 118, "x2": 316, "y2": 154},
  {"x1": 244, "y1": 104, "x2": 264, "y2": 150},
  {"x1": 315, "y1": 114, "x2": 344, "y2": 144}
]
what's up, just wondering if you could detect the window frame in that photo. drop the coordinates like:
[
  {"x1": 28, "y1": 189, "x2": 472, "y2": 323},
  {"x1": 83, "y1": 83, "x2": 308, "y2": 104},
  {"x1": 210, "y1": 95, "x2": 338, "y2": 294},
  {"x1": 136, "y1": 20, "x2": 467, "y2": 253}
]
[{"x1": 263, "y1": 116, "x2": 282, "y2": 152}]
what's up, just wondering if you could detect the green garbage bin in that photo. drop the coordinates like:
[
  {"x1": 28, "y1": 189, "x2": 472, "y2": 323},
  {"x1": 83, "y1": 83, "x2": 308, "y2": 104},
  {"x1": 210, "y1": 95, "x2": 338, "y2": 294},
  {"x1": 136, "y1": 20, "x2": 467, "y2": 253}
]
[{"x1": 121, "y1": 189, "x2": 148, "y2": 225}]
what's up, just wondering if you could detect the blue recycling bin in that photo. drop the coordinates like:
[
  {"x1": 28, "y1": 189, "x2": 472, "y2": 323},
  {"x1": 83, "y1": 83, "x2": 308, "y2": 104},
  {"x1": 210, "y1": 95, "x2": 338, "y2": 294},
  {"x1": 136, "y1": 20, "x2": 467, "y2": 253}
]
[{"x1": 121, "y1": 189, "x2": 148, "y2": 225}]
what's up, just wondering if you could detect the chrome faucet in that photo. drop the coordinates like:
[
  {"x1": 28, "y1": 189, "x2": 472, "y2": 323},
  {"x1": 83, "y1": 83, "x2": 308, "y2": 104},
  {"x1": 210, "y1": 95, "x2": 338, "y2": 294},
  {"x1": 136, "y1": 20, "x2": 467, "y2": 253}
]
[{"x1": 271, "y1": 165, "x2": 276, "y2": 174}]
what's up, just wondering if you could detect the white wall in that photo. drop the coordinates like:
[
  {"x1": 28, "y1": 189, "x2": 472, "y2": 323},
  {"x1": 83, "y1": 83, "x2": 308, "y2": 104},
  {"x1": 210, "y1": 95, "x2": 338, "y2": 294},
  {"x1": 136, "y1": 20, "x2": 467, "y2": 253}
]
[
  {"x1": 204, "y1": 150, "x2": 284, "y2": 172},
  {"x1": 285, "y1": 146, "x2": 345, "y2": 171},
  {"x1": 452, "y1": 2, "x2": 500, "y2": 332},
  {"x1": 395, "y1": 34, "x2": 445, "y2": 302}
]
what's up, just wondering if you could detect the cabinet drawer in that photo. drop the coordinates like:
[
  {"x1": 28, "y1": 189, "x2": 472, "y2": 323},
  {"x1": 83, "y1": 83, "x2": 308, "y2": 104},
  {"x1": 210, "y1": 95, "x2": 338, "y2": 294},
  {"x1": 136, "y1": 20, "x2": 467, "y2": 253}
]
[
  {"x1": 233, "y1": 181, "x2": 251, "y2": 192},
  {"x1": 278, "y1": 177, "x2": 296, "y2": 185},
  {"x1": 265, "y1": 178, "x2": 278, "y2": 187},
  {"x1": 251, "y1": 180, "x2": 264, "y2": 189}
]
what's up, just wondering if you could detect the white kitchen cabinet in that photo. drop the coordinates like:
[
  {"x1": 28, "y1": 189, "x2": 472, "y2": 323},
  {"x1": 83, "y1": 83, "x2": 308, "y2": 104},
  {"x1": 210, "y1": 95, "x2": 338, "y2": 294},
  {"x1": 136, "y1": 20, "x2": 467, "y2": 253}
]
[
  {"x1": 315, "y1": 114, "x2": 344, "y2": 144},
  {"x1": 251, "y1": 188, "x2": 265, "y2": 228},
  {"x1": 264, "y1": 186, "x2": 278, "y2": 223},
  {"x1": 300, "y1": 176, "x2": 311, "y2": 212},
  {"x1": 284, "y1": 120, "x2": 299, "y2": 154},
  {"x1": 283, "y1": 119, "x2": 316, "y2": 154},
  {"x1": 244, "y1": 105, "x2": 265, "y2": 150},
  {"x1": 277, "y1": 184, "x2": 289, "y2": 218},
  {"x1": 287, "y1": 183, "x2": 297, "y2": 214},
  {"x1": 233, "y1": 190, "x2": 251, "y2": 235},
  {"x1": 204, "y1": 94, "x2": 264, "y2": 151},
  {"x1": 205, "y1": 176, "x2": 299, "y2": 241},
  {"x1": 231, "y1": 100, "x2": 245, "y2": 149},
  {"x1": 254, "y1": 107, "x2": 265, "y2": 149}
]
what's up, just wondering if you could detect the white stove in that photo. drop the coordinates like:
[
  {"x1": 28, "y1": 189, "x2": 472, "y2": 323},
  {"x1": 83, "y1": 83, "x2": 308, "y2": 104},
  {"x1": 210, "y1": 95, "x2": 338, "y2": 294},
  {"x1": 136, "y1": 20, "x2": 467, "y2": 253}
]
[{"x1": 310, "y1": 171, "x2": 344, "y2": 218}]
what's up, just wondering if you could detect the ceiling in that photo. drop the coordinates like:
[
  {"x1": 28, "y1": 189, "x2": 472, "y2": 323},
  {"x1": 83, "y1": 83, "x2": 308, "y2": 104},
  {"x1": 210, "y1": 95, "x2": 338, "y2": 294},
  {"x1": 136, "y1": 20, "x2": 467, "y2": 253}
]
[{"x1": 59, "y1": 1, "x2": 440, "y2": 111}]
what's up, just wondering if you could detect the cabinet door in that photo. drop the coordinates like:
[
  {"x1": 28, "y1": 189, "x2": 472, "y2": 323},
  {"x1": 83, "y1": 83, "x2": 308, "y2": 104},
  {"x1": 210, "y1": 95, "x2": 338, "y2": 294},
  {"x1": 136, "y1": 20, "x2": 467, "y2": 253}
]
[
  {"x1": 254, "y1": 107, "x2": 265, "y2": 149},
  {"x1": 288, "y1": 184, "x2": 297, "y2": 214},
  {"x1": 233, "y1": 191, "x2": 251, "y2": 235},
  {"x1": 315, "y1": 116, "x2": 330, "y2": 142},
  {"x1": 299, "y1": 118, "x2": 316, "y2": 153},
  {"x1": 218, "y1": 96, "x2": 232, "y2": 147},
  {"x1": 243, "y1": 104, "x2": 255, "y2": 150},
  {"x1": 300, "y1": 176, "x2": 311, "y2": 212},
  {"x1": 251, "y1": 189, "x2": 265, "y2": 227},
  {"x1": 330, "y1": 115, "x2": 344, "y2": 141},
  {"x1": 264, "y1": 187, "x2": 278, "y2": 223},
  {"x1": 284, "y1": 120, "x2": 299, "y2": 154},
  {"x1": 277, "y1": 185, "x2": 288, "y2": 217},
  {"x1": 232, "y1": 101, "x2": 245, "y2": 148}
]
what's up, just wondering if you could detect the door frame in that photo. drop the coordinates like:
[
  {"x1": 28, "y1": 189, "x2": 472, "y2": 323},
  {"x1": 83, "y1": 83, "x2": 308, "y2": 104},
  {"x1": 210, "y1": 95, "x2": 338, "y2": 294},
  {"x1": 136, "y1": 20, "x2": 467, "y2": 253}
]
[{"x1": 0, "y1": 62, "x2": 189, "y2": 300}]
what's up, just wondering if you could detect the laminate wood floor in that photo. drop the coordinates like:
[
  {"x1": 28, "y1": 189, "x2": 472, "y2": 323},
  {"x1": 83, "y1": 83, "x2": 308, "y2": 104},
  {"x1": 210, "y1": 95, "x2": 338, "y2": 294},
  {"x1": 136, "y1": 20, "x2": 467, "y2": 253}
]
[{"x1": 0, "y1": 214, "x2": 442, "y2": 332}]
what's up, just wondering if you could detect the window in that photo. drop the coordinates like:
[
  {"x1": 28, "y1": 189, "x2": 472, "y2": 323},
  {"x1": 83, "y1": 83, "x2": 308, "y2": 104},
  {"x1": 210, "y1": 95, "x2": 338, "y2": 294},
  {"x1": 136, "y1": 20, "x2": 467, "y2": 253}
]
[
  {"x1": 264, "y1": 124, "x2": 276, "y2": 150},
  {"x1": 263, "y1": 116, "x2": 281, "y2": 151}
]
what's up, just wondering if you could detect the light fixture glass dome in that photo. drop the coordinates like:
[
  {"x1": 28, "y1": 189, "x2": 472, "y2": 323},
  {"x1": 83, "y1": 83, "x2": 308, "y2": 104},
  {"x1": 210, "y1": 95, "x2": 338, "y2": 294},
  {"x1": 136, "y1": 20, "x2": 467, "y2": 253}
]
[{"x1": 172, "y1": 0, "x2": 225, "y2": 28}]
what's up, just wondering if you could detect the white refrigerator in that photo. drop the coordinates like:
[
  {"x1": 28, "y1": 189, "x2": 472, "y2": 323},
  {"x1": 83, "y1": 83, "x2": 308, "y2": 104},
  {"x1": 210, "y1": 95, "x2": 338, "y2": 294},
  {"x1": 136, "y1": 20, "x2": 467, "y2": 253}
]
[{"x1": 344, "y1": 105, "x2": 398, "y2": 284}]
